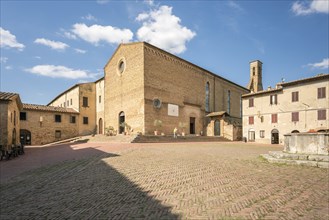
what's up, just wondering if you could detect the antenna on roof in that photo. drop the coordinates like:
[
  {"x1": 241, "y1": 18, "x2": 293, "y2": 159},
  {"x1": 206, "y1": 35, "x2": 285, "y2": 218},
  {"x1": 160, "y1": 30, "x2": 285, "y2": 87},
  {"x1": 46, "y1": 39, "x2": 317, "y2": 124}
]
[{"x1": 281, "y1": 77, "x2": 285, "y2": 83}]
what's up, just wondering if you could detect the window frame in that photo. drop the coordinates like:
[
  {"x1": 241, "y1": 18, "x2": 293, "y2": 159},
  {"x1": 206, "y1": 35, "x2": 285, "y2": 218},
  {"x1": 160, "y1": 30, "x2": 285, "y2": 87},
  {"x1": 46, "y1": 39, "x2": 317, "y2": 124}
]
[
  {"x1": 83, "y1": 117, "x2": 89, "y2": 125},
  {"x1": 271, "y1": 114, "x2": 278, "y2": 123},
  {"x1": 292, "y1": 91, "x2": 299, "y2": 102},
  {"x1": 260, "y1": 130, "x2": 265, "y2": 138},
  {"x1": 292, "y1": 112, "x2": 299, "y2": 122},
  {"x1": 70, "y1": 115, "x2": 76, "y2": 124},
  {"x1": 318, "y1": 87, "x2": 326, "y2": 99},
  {"x1": 249, "y1": 98, "x2": 254, "y2": 107},
  {"x1": 318, "y1": 109, "x2": 326, "y2": 120},
  {"x1": 55, "y1": 114, "x2": 62, "y2": 123},
  {"x1": 55, "y1": 130, "x2": 61, "y2": 138},
  {"x1": 82, "y1": 97, "x2": 89, "y2": 107},
  {"x1": 249, "y1": 116, "x2": 254, "y2": 125},
  {"x1": 20, "y1": 112, "x2": 27, "y2": 121},
  {"x1": 270, "y1": 94, "x2": 277, "y2": 105}
]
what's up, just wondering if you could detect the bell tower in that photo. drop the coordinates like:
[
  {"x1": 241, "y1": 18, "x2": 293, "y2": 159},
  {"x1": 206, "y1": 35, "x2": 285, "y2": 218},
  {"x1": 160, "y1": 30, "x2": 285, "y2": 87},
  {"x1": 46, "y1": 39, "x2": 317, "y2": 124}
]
[{"x1": 247, "y1": 60, "x2": 263, "y2": 93}]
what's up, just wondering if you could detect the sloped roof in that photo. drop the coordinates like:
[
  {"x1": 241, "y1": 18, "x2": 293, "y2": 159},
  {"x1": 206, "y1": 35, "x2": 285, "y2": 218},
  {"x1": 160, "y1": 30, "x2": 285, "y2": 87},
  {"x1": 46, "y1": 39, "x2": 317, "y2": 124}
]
[
  {"x1": 23, "y1": 103, "x2": 79, "y2": 114},
  {"x1": 0, "y1": 92, "x2": 23, "y2": 109},
  {"x1": 0, "y1": 92, "x2": 19, "y2": 101},
  {"x1": 277, "y1": 73, "x2": 328, "y2": 87},
  {"x1": 206, "y1": 111, "x2": 228, "y2": 117}
]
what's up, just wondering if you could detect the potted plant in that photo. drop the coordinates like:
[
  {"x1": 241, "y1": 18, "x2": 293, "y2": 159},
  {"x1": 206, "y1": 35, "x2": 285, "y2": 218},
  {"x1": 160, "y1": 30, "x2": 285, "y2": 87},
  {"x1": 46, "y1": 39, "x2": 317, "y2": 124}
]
[
  {"x1": 120, "y1": 122, "x2": 132, "y2": 135},
  {"x1": 105, "y1": 126, "x2": 114, "y2": 136},
  {"x1": 179, "y1": 122, "x2": 187, "y2": 136},
  {"x1": 153, "y1": 119, "x2": 162, "y2": 135}
]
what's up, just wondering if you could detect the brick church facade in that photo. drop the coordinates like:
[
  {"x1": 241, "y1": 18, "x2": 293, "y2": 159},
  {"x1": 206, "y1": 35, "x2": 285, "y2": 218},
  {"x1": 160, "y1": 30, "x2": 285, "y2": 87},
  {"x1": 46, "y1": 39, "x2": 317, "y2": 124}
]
[{"x1": 1, "y1": 42, "x2": 248, "y2": 146}]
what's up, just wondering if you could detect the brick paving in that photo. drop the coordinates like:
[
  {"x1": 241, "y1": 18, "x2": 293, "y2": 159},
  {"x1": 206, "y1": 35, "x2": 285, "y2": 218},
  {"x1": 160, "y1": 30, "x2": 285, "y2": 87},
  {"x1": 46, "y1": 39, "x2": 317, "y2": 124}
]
[{"x1": 0, "y1": 142, "x2": 328, "y2": 219}]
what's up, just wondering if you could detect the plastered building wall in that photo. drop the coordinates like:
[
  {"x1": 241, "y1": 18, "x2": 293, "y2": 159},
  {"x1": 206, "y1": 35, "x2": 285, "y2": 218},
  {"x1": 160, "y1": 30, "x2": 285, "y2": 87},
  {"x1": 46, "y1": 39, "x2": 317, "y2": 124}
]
[{"x1": 243, "y1": 75, "x2": 329, "y2": 144}]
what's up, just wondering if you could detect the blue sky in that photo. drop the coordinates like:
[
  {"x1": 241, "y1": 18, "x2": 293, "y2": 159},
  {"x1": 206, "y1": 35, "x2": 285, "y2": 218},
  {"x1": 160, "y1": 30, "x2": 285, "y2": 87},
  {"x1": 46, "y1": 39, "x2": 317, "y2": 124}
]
[{"x1": 1, "y1": 0, "x2": 328, "y2": 105}]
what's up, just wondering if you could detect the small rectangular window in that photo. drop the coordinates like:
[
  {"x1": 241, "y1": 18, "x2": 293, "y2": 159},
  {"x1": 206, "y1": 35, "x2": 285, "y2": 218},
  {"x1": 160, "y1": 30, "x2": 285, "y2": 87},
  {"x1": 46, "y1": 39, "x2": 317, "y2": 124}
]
[
  {"x1": 249, "y1": 116, "x2": 254, "y2": 125},
  {"x1": 83, "y1": 97, "x2": 88, "y2": 107},
  {"x1": 270, "y1": 94, "x2": 277, "y2": 105},
  {"x1": 272, "y1": 114, "x2": 278, "y2": 123},
  {"x1": 55, "y1": 130, "x2": 61, "y2": 138},
  {"x1": 318, "y1": 109, "x2": 326, "y2": 120},
  {"x1": 249, "y1": 98, "x2": 254, "y2": 107},
  {"x1": 318, "y1": 87, "x2": 326, "y2": 99},
  {"x1": 292, "y1": 112, "x2": 299, "y2": 122},
  {"x1": 83, "y1": 117, "x2": 89, "y2": 124},
  {"x1": 292, "y1": 91, "x2": 299, "y2": 102},
  {"x1": 67, "y1": 100, "x2": 69, "y2": 106},
  {"x1": 70, "y1": 99, "x2": 72, "y2": 105},
  {"x1": 70, "y1": 116, "x2": 76, "y2": 123},
  {"x1": 64, "y1": 102, "x2": 66, "y2": 107},
  {"x1": 260, "y1": 130, "x2": 265, "y2": 138},
  {"x1": 99, "y1": 95, "x2": 101, "y2": 103},
  {"x1": 20, "y1": 112, "x2": 27, "y2": 121},
  {"x1": 55, "y1": 114, "x2": 62, "y2": 123}
]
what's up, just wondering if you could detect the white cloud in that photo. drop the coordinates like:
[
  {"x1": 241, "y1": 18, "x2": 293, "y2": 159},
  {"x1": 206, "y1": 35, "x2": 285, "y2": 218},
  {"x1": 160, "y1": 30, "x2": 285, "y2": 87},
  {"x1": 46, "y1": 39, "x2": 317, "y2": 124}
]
[
  {"x1": 64, "y1": 31, "x2": 77, "y2": 40},
  {"x1": 136, "y1": 5, "x2": 196, "y2": 54},
  {"x1": 0, "y1": 27, "x2": 25, "y2": 50},
  {"x1": 72, "y1": 23, "x2": 133, "y2": 45},
  {"x1": 0, "y1": 56, "x2": 8, "y2": 63},
  {"x1": 34, "y1": 38, "x2": 69, "y2": 51},
  {"x1": 34, "y1": 56, "x2": 41, "y2": 59},
  {"x1": 292, "y1": 0, "x2": 329, "y2": 15},
  {"x1": 25, "y1": 65, "x2": 97, "y2": 79},
  {"x1": 5, "y1": 66, "x2": 12, "y2": 70},
  {"x1": 75, "y1": 48, "x2": 87, "y2": 54},
  {"x1": 82, "y1": 14, "x2": 98, "y2": 21},
  {"x1": 308, "y1": 58, "x2": 329, "y2": 69}
]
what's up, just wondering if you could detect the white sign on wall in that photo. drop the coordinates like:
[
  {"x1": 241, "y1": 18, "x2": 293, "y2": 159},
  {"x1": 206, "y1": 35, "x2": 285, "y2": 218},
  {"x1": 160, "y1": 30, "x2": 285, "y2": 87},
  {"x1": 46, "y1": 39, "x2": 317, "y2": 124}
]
[{"x1": 168, "y1": 104, "x2": 179, "y2": 117}]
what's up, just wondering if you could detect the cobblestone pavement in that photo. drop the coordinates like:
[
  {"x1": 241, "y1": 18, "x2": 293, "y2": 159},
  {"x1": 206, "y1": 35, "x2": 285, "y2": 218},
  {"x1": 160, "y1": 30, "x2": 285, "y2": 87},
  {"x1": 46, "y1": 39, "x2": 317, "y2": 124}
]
[{"x1": 0, "y1": 142, "x2": 328, "y2": 219}]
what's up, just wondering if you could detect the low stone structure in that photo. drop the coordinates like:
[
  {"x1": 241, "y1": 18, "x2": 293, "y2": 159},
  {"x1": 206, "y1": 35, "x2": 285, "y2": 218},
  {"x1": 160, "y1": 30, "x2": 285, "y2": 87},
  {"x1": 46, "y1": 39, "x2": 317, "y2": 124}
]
[{"x1": 262, "y1": 132, "x2": 329, "y2": 168}]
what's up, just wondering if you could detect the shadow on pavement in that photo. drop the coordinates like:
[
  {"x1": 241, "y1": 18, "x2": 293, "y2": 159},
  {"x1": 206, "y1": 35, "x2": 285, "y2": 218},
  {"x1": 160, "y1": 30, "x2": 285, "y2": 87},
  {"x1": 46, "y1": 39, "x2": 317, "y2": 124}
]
[{"x1": 0, "y1": 144, "x2": 179, "y2": 219}]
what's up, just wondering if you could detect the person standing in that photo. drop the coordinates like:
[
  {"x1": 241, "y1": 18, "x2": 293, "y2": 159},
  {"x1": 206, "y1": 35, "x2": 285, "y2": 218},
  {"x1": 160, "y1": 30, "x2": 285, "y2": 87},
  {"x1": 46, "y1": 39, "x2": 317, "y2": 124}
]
[{"x1": 173, "y1": 127, "x2": 178, "y2": 138}]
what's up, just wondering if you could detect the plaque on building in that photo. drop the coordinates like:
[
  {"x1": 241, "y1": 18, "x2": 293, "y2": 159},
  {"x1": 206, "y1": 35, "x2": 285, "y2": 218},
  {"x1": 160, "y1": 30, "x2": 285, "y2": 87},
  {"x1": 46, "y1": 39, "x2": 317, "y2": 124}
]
[{"x1": 168, "y1": 104, "x2": 179, "y2": 117}]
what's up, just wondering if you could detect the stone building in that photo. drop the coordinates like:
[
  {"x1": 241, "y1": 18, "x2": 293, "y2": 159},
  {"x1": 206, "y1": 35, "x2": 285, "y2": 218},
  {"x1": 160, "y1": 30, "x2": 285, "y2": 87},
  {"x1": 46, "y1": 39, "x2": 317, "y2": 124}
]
[
  {"x1": 20, "y1": 104, "x2": 79, "y2": 145},
  {"x1": 48, "y1": 82, "x2": 97, "y2": 136},
  {"x1": 104, "y1": 42, "x2": 249, "y2": 138},
  {"x1": 0, "y1": 92, "x2": 22, "y2": 149},
  {"x1": 1, "y1": 42, "x2": 250, "y2": 145},
  {"x1": 242, "y1": 72, "x2": 329, "y2": 144}
]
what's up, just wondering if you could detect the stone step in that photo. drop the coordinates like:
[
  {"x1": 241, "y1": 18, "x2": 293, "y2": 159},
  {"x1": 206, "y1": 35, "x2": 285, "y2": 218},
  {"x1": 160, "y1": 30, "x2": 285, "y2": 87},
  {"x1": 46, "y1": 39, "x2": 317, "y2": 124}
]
[
  {"x1": 261, "y1": 154, "x2": 329, "y2": 169},
  {"x1": 268, "y1": 151, "x2": 329, "y2": 162},
  {"x1": 132, "y1": 135, "x2": 230, "y2": 143}
]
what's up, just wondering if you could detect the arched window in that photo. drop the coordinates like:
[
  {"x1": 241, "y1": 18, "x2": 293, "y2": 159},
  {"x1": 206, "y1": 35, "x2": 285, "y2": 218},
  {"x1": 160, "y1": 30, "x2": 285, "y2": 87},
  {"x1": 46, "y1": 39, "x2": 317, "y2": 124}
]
[{"x1": 205, "y1": 82, "x2": 210, "y2": 112}]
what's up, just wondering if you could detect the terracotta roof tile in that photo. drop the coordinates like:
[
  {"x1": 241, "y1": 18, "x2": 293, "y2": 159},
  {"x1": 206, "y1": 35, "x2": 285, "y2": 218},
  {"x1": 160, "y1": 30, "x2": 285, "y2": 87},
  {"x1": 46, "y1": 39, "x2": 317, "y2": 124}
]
[
  {"x1": 0, "y1": 92, "x2": 19, "y2": 101},
  {"x1": 23, "y1": 103, "x2": 79, "y2": 114}
]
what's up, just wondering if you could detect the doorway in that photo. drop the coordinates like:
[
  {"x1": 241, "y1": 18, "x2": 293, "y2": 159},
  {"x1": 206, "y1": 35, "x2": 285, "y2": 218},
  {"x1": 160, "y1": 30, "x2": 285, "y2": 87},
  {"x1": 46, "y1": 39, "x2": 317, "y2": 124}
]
[
  {"x1": 190, "y1": 117, "x2": 195, "y2": 134},
  {"x1": 99, "y1": 118, "x2": 103, "y2": 134},
  {"x1": 214, "y1": 119, "x2": 220, "y2": 136},
  {"x1": 248, "y1": 129, "x2": 255, "y2": 142},
  {"x1": 119, "y1": 112, "x2": 125, "y2": 134},
  {"x1": 271, "y1": 129, "x2": 279, "y2": 144},
  {"x1": 20, "y1": 129, "x2": 31, "y2": 145}
]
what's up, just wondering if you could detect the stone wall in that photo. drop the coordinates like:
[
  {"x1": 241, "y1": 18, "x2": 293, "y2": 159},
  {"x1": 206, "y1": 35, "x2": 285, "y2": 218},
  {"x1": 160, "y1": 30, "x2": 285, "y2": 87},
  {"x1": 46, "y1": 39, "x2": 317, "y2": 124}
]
[
  {"x1": 0, "y1": 98, "x2": 21, "y2": 148},
  {"x1": 20, "y1": 110, "x2": 79, "y2": 145},
  {"x1": 284, "y1": 133, "x2": 329, "y2": 155},
  {"x1": 104, "y1": 43, "x2": 145, "y2": 134},
  {"x1": 144, "y1": 43, "x2": 248, "y2": 135}
]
